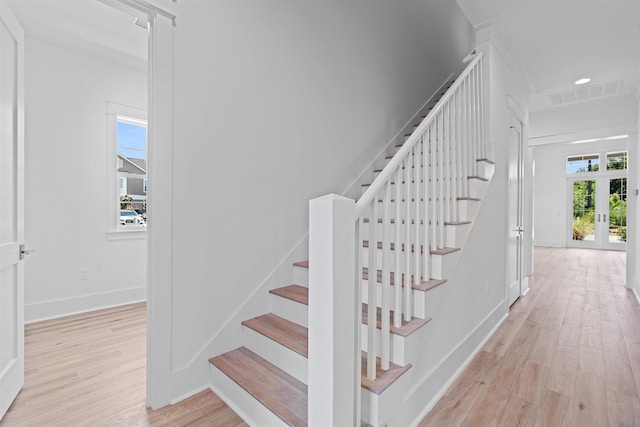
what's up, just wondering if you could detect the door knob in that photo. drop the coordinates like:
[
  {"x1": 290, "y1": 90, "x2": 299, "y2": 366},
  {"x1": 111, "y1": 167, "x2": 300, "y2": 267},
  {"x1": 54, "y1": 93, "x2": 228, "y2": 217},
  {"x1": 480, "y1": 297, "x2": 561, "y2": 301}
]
[{"x1": 19, "y1": 244, "x2": 35, "y2": 260}]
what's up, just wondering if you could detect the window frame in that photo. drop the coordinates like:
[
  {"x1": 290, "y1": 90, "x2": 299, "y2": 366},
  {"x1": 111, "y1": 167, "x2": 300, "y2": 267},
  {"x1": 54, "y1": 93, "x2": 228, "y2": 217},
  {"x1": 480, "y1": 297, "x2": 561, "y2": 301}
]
[{"x1": 107, "y1": 102, "x2": 148, "y2": 240}]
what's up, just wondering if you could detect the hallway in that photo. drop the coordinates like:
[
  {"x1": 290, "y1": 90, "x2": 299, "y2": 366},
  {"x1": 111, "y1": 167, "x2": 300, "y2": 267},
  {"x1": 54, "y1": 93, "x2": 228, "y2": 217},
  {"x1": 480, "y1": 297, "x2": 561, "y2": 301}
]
[{"x1": 421, "y1": 246, "x2": 639, "y2": 426}]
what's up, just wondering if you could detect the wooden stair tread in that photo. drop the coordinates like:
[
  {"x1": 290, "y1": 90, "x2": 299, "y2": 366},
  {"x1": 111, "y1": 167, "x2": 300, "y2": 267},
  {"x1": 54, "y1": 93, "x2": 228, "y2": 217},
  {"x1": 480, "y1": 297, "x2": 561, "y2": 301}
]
[
  {"x1": 467, "y1": 175, "x2": 489, "y2": 182},
  {"x1": 293, "y1": 260, "x2": 308, "y2": 268},
  {"x1": 477, "y1": 158, "x2": 496, "y2": 164},
  {"x1": 209, "y1": 347, "x2": 307, "y2": 427},
  {"x1": 415, "y1": 278, "x2": 448, "y2": 291},
  {"x1": 242, "y1": 314, "x2": 308, "y2": 357},
  {"x1": 269, "y1": 285, "x2": 308, "y2": 305},
  {"x1": 361, "y1": 351, "x2": 411, "y2": 395},
  {"x1": 457, "y1": 196, "x2": 481, "y2": 201},
  {"x1": 361, "y1": 303, "x2": 431, "y2": 337},
  {"x1": 444, "y1": 220, "x2": 472, "y2": 225},
  {"x1": 430, "y1": 247, "x2": 460, "y2": 256}
]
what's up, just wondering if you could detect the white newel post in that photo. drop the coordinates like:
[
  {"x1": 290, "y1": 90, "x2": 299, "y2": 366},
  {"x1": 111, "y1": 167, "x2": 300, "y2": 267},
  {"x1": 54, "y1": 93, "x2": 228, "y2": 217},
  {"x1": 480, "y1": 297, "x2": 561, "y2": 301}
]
[{"x1": 308, "y1": 194, "x2": 359, "y2": 426}]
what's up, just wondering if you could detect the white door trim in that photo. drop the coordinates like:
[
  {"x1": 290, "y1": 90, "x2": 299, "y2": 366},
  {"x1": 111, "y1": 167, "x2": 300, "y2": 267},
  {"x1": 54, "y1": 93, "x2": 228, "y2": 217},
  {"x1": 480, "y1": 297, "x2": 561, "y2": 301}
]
[
  {"x1": 98, "y1": 0, "x2": 175, "y2": 409},
  {"x1": 145, "y1": 7, "x2": 174, "y2": 410}
]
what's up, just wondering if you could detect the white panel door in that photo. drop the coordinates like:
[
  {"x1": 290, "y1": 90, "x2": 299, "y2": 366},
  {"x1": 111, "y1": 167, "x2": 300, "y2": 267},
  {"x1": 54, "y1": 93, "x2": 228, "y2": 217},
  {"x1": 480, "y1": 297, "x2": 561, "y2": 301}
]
[
  {"x1": 0, "y1": 0, "x2": 24, "y2": 420},
  {"x1": 507, "y1": 114, "x2": 524, "y2": 306}
]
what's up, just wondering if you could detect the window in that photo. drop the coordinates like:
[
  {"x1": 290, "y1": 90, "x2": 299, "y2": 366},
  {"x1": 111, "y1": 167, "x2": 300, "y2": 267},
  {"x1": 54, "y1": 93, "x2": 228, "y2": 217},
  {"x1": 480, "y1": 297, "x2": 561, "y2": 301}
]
[
  {"x1": 107, "y1": 103, "x2": 147, "y2": 237},
  {"x1": 606, "y1": 151, "x2": 627, "y2": 171},
  {"x1": 117, "y1": 117, "x2": 147, "y2": 229},
  {"x1": 567, "y1": 154, "x2": 599, "y2": 174}
]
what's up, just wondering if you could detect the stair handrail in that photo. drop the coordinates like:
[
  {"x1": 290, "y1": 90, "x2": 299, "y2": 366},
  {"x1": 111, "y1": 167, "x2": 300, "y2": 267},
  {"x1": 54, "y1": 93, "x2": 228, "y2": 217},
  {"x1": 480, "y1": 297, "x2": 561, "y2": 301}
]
[{"x1": 355, "y1": 52, "x2": 483, "y2": 218}]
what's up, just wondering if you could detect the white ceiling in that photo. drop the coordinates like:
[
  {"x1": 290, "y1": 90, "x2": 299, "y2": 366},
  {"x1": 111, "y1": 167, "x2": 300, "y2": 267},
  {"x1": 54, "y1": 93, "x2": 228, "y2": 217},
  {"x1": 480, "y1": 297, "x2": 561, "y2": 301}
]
[
  {"x1": 6, "y1": 0, "x2": 147, "y2": 72},
  {"x1": 456, "y1": 0, "x2": 640, "y2": 111}
]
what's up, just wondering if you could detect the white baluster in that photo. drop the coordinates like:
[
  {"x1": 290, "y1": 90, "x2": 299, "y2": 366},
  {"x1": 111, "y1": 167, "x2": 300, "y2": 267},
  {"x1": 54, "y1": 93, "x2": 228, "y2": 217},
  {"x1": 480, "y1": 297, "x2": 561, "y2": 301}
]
[
  {"x1": 414, "y1": 137, "x2": 422, "y2": 287},
  {"x1": 438, "y1": 112, "x2": 445, "y2": 248},
  {"x1": 471, "y1": 67, "x2": 477, "y2": 177},
  {"x1": 393, "y1": 169, "x2": 402, "y2": 328},
  {"x1": 367, "y1": 201, "x2": 377, "y2": 380},
  {"x1": 404, "y1": 154, "x2": 412, "y2": 321},
  {"x1": 430, "y1": 124, "x2": 437, "y2": 253},
  {"x1": 381, "y1": 181, "x2": 391, "y2": 370},
  {"x1": 450, "y1": 93, "x2": 458, "y2": 223},
  {"x1": 464, "y1": 76, "x2": 471, "y2": 197},
  {"x1": 443, "y1": 102, "x2": 451, "y2": 223},
  {"x1": 480, "y1": 58, "x2": 486, "y2": 159},
  {"x1": 423, "y1": 129, "x2": 431, "y2": 282}
]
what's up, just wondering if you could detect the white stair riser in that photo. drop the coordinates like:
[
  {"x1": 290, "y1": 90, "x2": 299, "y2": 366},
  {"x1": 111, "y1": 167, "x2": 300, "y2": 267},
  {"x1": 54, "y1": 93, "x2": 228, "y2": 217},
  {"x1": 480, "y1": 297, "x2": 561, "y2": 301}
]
[
  {"x1": 445, "y1": 222, "x2": 471, "y2": 248},
  {"x1": 269, "y1": 294, "x2": 308, "y2": 328},
  {"x1": 477, "y1": 161, "x2": 495, "y2": 180},
  {"x1": 241, "y1": 326, "x2": 308, "y2": 385},
  {"x1": 431, "y1": 251, "x2": 461, "y2": 280},
  {"x1": 360, "y1": 324, "x2": 406, "y2": 365},
  {"x1": 292, "y1": 266, "x2": 309, "y2": 287},
  {"x1": 360, "y1": 281, "x2": 427, "y2": 319},
  {"x1": 209, "y1": 368, "x2": 288, "y2": 427},
  {"x1": 457, "y1": 199, "x2": 482, "y2": 223},
  {"x1": 469, "y1": 178, "x2": 490, "y2": 199}
]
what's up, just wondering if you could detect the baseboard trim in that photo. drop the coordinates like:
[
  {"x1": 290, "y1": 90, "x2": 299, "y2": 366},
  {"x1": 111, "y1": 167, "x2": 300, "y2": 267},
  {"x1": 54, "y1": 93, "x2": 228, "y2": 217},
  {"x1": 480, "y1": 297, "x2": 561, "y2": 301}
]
[
  {"x1": 169, "y1": 385, "x2": 210, "y2": 406},
  {"x1": 533, "y1": 240, "x2": 564, "y2": 248},
  {"x1": 408, "y1": 300, "x2": 508, "y2": 427},
  {"x1": 25, "y1": 285, "x2": 146, "y2": 323}
]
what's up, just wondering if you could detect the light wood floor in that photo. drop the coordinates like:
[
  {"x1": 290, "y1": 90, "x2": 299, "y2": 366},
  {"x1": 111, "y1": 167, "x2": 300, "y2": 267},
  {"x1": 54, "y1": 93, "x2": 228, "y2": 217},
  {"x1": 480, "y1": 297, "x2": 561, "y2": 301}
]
[
  {"x1": 421, "y1": 246, "x2": 640, "y2": 426},
  {"x1": 0, "y1": 302, "x2": 246, "y2": 427},
  {"x1": 2, "y1": 247, "x2": 638, "y2": 426}
]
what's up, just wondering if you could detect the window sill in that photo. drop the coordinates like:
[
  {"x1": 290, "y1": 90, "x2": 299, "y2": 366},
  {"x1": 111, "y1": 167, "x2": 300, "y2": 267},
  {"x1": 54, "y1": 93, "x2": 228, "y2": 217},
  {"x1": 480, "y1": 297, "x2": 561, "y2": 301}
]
[{"x1": 107, "y1": 229, "x2": 148, "y2": 241}]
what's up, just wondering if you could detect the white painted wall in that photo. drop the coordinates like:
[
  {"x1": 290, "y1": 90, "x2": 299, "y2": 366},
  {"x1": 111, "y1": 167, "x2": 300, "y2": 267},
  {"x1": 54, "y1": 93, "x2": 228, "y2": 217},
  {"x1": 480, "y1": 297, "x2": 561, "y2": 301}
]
[
  {"x1": 24, "y1": 38, "x2": 147, "y2": 322},
  {"x1": 161, "y1": 0, "x2": 475, "y2": 402},
  {"x1": 530, "y1": 94, "x2": 636, "y2": 248}
]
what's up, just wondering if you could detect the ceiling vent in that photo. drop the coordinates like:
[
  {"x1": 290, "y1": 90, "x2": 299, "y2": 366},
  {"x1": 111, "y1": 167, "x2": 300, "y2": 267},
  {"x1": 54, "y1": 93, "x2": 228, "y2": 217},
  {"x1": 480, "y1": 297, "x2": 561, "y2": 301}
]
[{"x1": 548, "y1": 80, "x2": 623, "y2": 106}]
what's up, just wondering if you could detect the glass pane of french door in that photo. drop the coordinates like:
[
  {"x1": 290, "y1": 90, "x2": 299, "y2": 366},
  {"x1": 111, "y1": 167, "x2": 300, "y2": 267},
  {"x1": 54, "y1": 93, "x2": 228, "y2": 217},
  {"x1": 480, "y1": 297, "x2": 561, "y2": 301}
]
[
  {"x1": 572, "y1": 179, "x2": 596, "y2": 242},
  {"x1": 608, "y1": 177, "x2": 627, "y2": 244}
]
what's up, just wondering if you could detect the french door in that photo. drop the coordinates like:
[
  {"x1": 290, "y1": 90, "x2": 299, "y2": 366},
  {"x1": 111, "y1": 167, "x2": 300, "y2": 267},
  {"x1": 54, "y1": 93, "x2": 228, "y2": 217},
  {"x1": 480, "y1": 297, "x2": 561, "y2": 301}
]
[{"x1": 569, "y1": 175, "x2": 627, "y2": 251}]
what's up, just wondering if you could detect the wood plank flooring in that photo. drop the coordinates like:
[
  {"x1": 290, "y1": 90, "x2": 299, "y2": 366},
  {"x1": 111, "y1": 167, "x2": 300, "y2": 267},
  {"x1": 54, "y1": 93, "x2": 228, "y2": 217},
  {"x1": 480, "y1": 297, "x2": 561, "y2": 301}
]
[
  {"x1": 0, "y1": 302, "x2": 246, "y2": 427},
  {"x1": 420, "y1": 246, "x2": 640, "y2": 427},
  {"x1": 2, "y1": 246, "x2": 637, "y2": 426}
]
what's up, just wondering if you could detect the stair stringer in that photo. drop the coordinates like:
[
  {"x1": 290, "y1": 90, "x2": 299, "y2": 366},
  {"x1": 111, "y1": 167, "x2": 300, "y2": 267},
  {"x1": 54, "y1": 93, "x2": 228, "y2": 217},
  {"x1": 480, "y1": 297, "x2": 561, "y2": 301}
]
[{"x1": 362, "y1": 161, "x2": 508, "y2": 427}]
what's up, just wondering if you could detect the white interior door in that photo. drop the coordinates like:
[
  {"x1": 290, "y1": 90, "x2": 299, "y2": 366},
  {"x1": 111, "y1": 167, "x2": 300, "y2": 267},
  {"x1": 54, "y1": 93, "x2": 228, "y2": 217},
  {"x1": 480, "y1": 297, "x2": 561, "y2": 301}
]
[
  {"x1": 507, "y1": 115, "x2": 524, "y2": 306},
  {"x1": 0, "y1": 1, "x2": 24, "y2": 420}
]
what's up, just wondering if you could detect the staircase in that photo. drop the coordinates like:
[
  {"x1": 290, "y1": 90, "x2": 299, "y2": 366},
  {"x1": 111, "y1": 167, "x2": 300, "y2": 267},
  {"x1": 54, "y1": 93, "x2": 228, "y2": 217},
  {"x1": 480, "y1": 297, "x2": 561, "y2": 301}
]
[{"x1": 209, "y1": 53, "x2": 492, "y2": 426}]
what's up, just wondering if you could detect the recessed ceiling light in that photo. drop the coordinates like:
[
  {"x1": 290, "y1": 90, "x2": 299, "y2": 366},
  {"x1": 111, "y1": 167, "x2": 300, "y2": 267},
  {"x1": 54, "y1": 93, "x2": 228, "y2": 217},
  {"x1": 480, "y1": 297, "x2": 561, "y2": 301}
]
[{"x1": 574, "y1": 78, "x2": 591, "y2": 85}]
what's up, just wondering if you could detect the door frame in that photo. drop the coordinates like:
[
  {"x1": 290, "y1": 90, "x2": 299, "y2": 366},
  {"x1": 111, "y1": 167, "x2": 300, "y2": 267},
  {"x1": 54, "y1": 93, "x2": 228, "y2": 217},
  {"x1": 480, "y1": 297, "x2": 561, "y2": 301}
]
[{"x1": 567, "y1": 172, "x2": 627, "y2": 251}]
